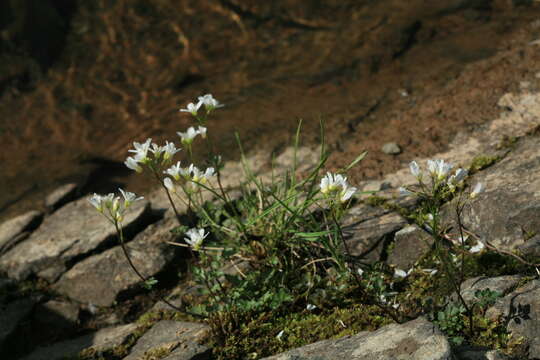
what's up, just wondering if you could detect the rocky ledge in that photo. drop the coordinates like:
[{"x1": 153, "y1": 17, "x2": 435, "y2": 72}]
[{"x1": 0, "y1": 87, "x2": 539, "y2": 359}]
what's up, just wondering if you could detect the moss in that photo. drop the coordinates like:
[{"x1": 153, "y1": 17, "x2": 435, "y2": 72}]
[
  {"x1": 496, "y1": 135, "x2": 518, "y2": 150},
  {"x1": 468, "y1": 155, "x2": 501, "y2": 174},
  {"x1": 207, "y1": 304, "x2": 393, "y2": 359},
  {"x1": 365, "y1": 195, "x2": 388, "y2": 207}
]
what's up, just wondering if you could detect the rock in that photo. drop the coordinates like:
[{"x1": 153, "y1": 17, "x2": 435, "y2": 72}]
[
  {"x1": 44, "y1": 183, "x2": 78, "y2": 211},
  {"x1": 263, "y1": 317, "x2": 451, "y2": 360},
  {"x1": 386, "y1": 225, "x2": 433, "y2": 270},
  {"x1": 124, "y1": 320, "x2": 210, "y2": 360},
  {"x1": 342, "y1": 203, "x2": 407, "y2": 261},
  {"x1": 454, "y1": 346, "x2": 511, "y2": 360},
  {"x1": 0, "y1": 210, "x2": 42, "y2": 255},
  {"x1": 383, "y1": 91, "x2": 540, "y2": 188},
  {"x1": 457, "y1": 275, "x2": 523, "y2": 306},
  {"x1": 0, "y1": 196, "x2": 150, "y2": 282},
  {"x1": 485, "y1": 280, "x2": 540, "y2": 359},
  {"x1": 33, "y1": 300, "x2": 80, "y2": 338},
  {"x1": 20, "y1": 323, "x2": 138, "y2": 360},
  {"x1": 458, "y1": 137, "x2": 540, "y2": 252},
  {"x1": 0, "y1": 298, "x2": 35, "y2": 353},
  {"x1": 361, "y1": 180, "x2": 392, "y2": 193},
  {"x1": 381, "y1": 142, "x2": 401, "y2": 155},
  {"x1": 54, "y1": 216, "x2": 180, "y2": 307}
]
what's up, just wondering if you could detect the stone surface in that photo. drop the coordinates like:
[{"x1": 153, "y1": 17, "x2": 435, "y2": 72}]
[
  {"x1": 44, "y1": 183, "x2": 79, "y2": 210},
  {"x1": 0, "y1": 210, "x2": 42, "y2": 255},
  {"x1": 458, "y1": 136, "x2": 540, "y2": 252},
  {"x1": 383, "y1": 91, "x2": 540, "y2": 188},
  {"x1": 54, "y1": 216, "x2": 180, "y2": 306},
  {"x1": 34, "y1": 299, "x2": 80, "y2": 332},
  {"x1": 124, "y1": 320, "x2": 210, "y2": 360},
  {"x1": 457, "y1": 275, "x2": 523, "y2": 306},
  {"x1": 263, "y1": 317, "x2": 451, "y2": 360},
  {"x1": 0, "y1": 298, "x2": 35, "y2": 353},
  {"x1": 381, "y1": 142, "x2": 401, "y2": 155},
  {"x1": 454, "y1": 346, "x2": 511, "y2": 360},
  {"x1": 342, "y1": 203, "x2": 407, "y2": 261},
  {"x1": 485, "y1": 280, "x2": 540, "y2": 359},
  {"x1": 0, "y1": 197, "x2": 150, "y2": 281},
  {"x1": 386, "y1": 225, "x2": 433, "y2": 270},
  {"x1": 20, "y1": 323, "x2": 138, "y2": 360}
]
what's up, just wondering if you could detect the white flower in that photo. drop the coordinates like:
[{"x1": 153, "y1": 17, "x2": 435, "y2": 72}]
[
  {"x1": 177, "y1": 127, "x2": 202, "y2": 145},
  {"x1": 422, "y1": 268, "x2": 438, "y2": 276},
  {"x1": 340, "y1": 184, "x2": 357, "y2": 203},
  {"x1": 357, "y1": 268, "x2": 364, "y2": 276},
  {"x1": 427, "y1": 159, "x2": 453, "y2": 180},
  {"x1": 306, "y1": 304, "x2": 317, "y2": 311},
  {"x1": 398, "y1": 186, "x2": 413, "y2": 196},
  {"x1": 197, "y1": 94, "x2": 224, "y2": 111},
  {"x1": 470, "y1": 183, "x2": 484, "y2": 198},
  {"x1": 320, "y1": 172, "x2": 356, "y2": 203},
  {"x1": 184, "y1": 228, "x2": 208, "y2": 250},
  {"x1": 150, "y1": 143, "x2": 164, "y2": 159},
  {"x1": 119, "y1": 188, "x2": 143, "y2": 207},
  {"x1": 163, "y1": 177, "x2": 177, "y2": 193},
  {"x1": 161, "y1": 141, "x2": 181, "y2": 161},
  {"x1": 164, "y1": 161, "x2": 182, "y2": 181},
  {"x1": 409, "y1": 161, "x2": 421, "y2": 178},
  {"x1": 394, "y1": 268, "x2": 412, "y2": 278},
  {"x1": 179, "y1": 102, "x2": 202, "y2": 116},
  {"x1": 89, "y1": 193, "x2": 105, "y2": 212},
  {"x1": 191, "y1": 166, "x2": 215, "y2": 185},
  {"x1": 197, "y1": 126, "x2": 207, "y2": 139},
  {"x1": 125, "y1": 156, "x2": 143, "y2": 173},
  {"x1": 469, "y1": 241, "x2": 485, "y2": 253},
  {"x1": 452, "y1": 168, "x2": 468, "y2": 183},
  {"x1": 128, "y1": 138, "x2": 152, "y2": 163},
  {"x1": 276, "y1": 330, "x2": 284, "y2": 340}
]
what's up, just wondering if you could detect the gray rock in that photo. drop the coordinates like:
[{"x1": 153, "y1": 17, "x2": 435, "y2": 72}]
[
  {"x1": 263, "y1": 317, "x2": 451, "y2": 360},
  {"x1": 20, "y1": 323, "x2": 138, "y2": 360},
  {"x1": 124, "y1": 320, "x2": 210, "y2": 360},
  {"x1": 54, "y1": 216, "x2": 179, "y2": 307},
  {"x1": 485, "y1": 280, "x2": 540, "y2": 359},
  {"x1": 44, "y1": 183, "x2": 78, "y2": 210},
  {"x1": 0, "y1": 196, "x2": 150, "y2": 281},
  {"x1": 457, "y1": 275, "x2": 523, "y2": 306},
  {"x1": 381, "y1": 142, "x2": 401, "y2": 155},
  {"x1": 34, "y1": 299, "x2": 80, "y2": 331},
  {"x1": 0, "y1": 298, "x2": 35, "y2": 352},
  {"x1": 0, "y1": 210, "x2": 42, "y2": 255},
  {"x1": 454, "y1": 346, "x2": 511, "y2": 360},
  {"x1": 458, "y1": 137, "x2": 540, "y2": 253},
  {"x1": 342, "y1": 204, "x2": 407, "y2": 261},
  {"x1": 387, "y1": 225, "x2": 433, "y2": 270}
]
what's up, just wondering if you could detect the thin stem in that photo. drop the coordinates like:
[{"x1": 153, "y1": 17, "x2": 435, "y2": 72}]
[{"x1": 114, "y1": 222, "x2": 204, "y2": 319}]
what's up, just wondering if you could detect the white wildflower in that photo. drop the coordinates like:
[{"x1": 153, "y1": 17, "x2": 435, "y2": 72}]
[
  {"x1": 177, "y1": 127, "x2": 203, "y2": 145},
  {"x1": 184, "y1": 228, "x2": 209, "y2": 250},
  {"x1": 118, "y1": 188, "x2": 143, "y2": 208},
  {"x1": 394, "y1": 268, "x2": 412, "y2": 278},
  {"x1": 276, "y1": 330, "x2": 284, "y2": 340},
  {"x1": 125, "y1": 156, "x2": 143, "y2": 173},
  {"x1": 163, "y1": 177, "x2": 177, "y2": 194},
  {"x1": 179, "y1": 102, "x2": 202, "y2": 116},
  {"x1": 198, "y1": 94, "x2": 224, "y2": 111},
  {"x1": 470, "y1": 183, "x2": 484, "y2": 199},
  {"x1": 128, "y1": 138, "x2": 152, "y2": 163},
  {"x1": 398, "y1": 186, "x2": 413, "y2": 196},
  {"x1": 306, "y1": 304, "x2": 317, "y2": 311},
  {"x1": 164, "y1": 162, "x2": 183, "y2": 181},
  {"x1": 469, "y1": 241, "x2": 485, "y2": 253},
  {"x1": 422, "y1": 268, "x2": 438, "y2": 276},
  {"x1": 320, "y1": 172, "x2": 357, "y2": 203},
  {"x1": 409, "y1": 160, "x2": 421, "y2": 178},
  {"x1": 162, "y1": 141, "x2": 181, "y2": 161},
  {"x1": 427, "y1": 159, "x2": 453, "y2": 180},
  {"x1": 197, "y1": 126, "x2": 207, "y2": 139}
]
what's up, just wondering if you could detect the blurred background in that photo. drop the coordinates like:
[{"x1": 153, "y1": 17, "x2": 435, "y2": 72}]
[{"x1": 1, "y1": 0, "x2": 540, "y2": 221}]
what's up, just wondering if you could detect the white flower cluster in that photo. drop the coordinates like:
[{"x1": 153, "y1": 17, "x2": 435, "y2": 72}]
[
  {"x1": 400, "y1": 159, "x2": 484, "y2": 198},
  {"x1": 89, "y1": 189, "x2": 143, "y2": 223},
  {"x1": 179, "y1": 94, "x2": 224, "y2": 116},
  {"x1": 319, "y1": 172, "x2": 357, "y2": 203},
  {"x1": 124, "y1": 138, "x2": 181, "y2": 173},
  {"x1": 163, "y1": 163, "x2": 216, "y2": 194}
]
